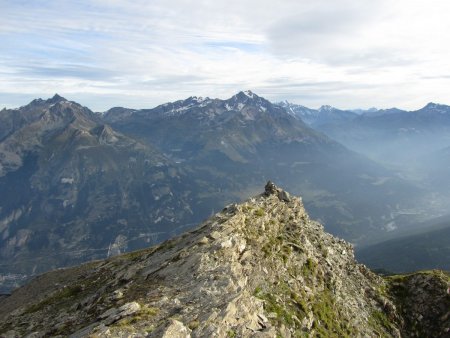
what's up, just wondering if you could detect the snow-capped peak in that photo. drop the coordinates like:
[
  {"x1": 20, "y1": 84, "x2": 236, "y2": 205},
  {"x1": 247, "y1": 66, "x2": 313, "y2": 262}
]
[{"x1": 191, "y1": 96, "x2": 208, "y2": 103}]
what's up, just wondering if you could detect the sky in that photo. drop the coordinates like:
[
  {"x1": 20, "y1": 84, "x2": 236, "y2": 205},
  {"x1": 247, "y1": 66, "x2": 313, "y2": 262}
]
[{"x1": 1, "y1": 0, "x2": 450, "y2": 111}]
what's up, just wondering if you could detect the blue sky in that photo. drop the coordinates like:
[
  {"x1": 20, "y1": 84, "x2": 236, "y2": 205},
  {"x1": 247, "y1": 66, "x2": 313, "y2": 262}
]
[{"x1": 1, "y1": 0, "x2": 450, "y2": 111}]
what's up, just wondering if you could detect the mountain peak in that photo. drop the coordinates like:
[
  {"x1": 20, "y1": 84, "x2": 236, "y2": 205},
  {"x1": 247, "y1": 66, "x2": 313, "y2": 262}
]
[
  {"x1": 424, "y1": 102, "x2": 443, "y2": 109},
  {"x1": 421, "y1": 102, "x2": 450, "y2": 114},
  {"x1": 186, "y1": 96, "x2": 209, "y2": 104},
  {"x1": 319, "y1": 105, "x2": 335, "y2": 112},
  {"x1": 425, "y1": 101, "x2": 438, "y2": 106},
  {"x1": 233, "y1": 90, "x2": 260, "y2": 102},
  {"x1": 47, "y1": 93, "x2": 67, "y2": 104}
]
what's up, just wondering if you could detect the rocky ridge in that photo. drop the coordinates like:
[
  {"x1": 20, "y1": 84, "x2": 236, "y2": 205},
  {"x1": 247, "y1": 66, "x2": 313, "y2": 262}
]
[
  {"x1": 1, "y1": 183, "x2": 448, "y2": 337},
  {"x1": 276, "y1": 101, "x2": 358, "y2": 128}
]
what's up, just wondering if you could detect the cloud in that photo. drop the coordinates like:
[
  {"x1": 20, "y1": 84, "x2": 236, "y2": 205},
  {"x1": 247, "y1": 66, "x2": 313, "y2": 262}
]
[
  {"x1": 1, "y1": 0, "x2": 450, "y2": 111},
  {"x1": 265, "y1": 1, "x2": 414, "y2": 68}
]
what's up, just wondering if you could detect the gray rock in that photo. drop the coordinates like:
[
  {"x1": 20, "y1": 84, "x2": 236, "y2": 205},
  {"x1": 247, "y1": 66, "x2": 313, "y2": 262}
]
[
  {"x1": 3, "y1": 331, "x2": 19, "y2": 338},
  {"x1": 264, "y1": 181, "x2": 278, "y2": 196},
  {"x1": 99, "y1": 301, "x2": 141, "y2": 325},
  {"x1": 277, "y1": 190, "x2": 291, "y2": 202},
  {"x1": 149, "y1": 319, "x2": 191, "y2": 338}
]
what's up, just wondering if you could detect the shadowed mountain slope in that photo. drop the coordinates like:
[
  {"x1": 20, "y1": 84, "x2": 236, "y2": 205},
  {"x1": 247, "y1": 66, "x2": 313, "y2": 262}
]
[
  {"x1": 104, "y1": 91, "x2": 424, "y2": 244},
  {"x1": 357, "y1": 223, "x2": 450, "y2": 273},
  {"x1": 0, "y1": 95, "x2": 210, "y2": 292}
]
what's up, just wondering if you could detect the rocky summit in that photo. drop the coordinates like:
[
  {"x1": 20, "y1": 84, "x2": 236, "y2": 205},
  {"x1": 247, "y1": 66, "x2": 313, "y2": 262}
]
[{"x1": 0, "y1": 183, "x2": 448, "y2": 337}]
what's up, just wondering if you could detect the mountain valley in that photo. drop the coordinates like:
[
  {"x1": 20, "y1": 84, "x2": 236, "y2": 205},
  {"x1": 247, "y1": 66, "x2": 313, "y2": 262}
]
[{"x1": 0, "y1": 92, "x2": 448, "y2": 293}]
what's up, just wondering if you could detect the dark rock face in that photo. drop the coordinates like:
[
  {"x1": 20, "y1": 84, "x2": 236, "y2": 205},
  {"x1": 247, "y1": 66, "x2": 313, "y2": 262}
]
[
  {"x1": 264, "y1": 180, "x2": 291, "y2": 202},
  {"x1": 264, "y1": 180, "x2": 278, "y2": 195},
  {"x1": 0, "y1": 185, "x2": 447, "y2": 337},
  {"x1": 388, "y1": 271, "x2": 450, "y2": 337}
]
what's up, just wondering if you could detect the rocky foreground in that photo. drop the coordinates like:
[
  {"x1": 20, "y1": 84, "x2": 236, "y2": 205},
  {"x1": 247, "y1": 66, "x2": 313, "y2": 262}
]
[{"x1": 0, "y1": 183, "x2": 449, "y2": 337}]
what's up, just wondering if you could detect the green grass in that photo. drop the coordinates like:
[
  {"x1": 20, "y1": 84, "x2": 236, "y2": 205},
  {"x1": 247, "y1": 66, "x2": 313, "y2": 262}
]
[
  {"x1": 110, "y1": 304, "x2": 158, "y2": 329},
  {"x1": 302, "y1": 258, "x2": 317, "y2": 277},
  {"x1": 368, "y1": 309, "x2": 395, "y2": 334},
  {"x1": 254, "y1": 283, "x2": 306, "y2": 328},
  {"x1": 254, "y1": 208, "x2": 265, "y2": 217},
  {"x1": 23, "y1": 284, "x2": 83, "y2": 314},
  {"x1": 254, "y1": 283, "x2": 356, "y2": 337},
  {"x1": 227, "y1": 330, "x2": 236, "y2": 337},
  {"x1": 188, "y1": 319, "x2": 200, "y2": 330},
  {"x1": 311, "y1": 289, "x2": 354, "y2": 337}
]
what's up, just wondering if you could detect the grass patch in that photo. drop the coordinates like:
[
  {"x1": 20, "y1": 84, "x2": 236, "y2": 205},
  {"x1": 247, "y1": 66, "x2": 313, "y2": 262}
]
[
  {"x1": 227, "y1": 329, "x2": 237, "y2": 337},
  {"x1": 311, "y1": 289, "x2": 354, "y2": 337},
  {"x1": 368, "y1": 309, "x2": 396, "y2": 333},
  {"x1": 254, "y1": 283, "x2": 355, "y2": 337},
  {"x1": 23, "y1": 285, "x2": 83, "y2": 314},
  {"x1": 111, "y1": 304, "x2": 158, "y2": 328},
  {"x1": 188, "y1": 319, "x2": 200, "y2": 330},
  {"x1": 254, "y1": 283, "x2": 307, "y2": 328},
  {"x1": 255, "y1": 208, "x2": 265, "y2": 217},
  {"x1": 302, "y1": 258, "x2": 317, "y2": 277}
]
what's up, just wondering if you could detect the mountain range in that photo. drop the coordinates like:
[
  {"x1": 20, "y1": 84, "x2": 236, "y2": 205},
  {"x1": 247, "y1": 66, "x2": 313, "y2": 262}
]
[
  {"x1": 0, "y1": 95, "x2": 211, "y2": 292},
  {"x1": 103, "y1": 90, "x2": 425, "y2": 241},
  {"x1": 296, "y1": 101, "x2": 450, "y2": 169},
  {"x1": 0, "y1": 91, "x2": 448, "y2": 292},
  {"x1": 278, "y1": 99, "x2": 450, "y2": 275},
  {"x1": 277, "y1": 101, "x2": 359, "y2": 128}
]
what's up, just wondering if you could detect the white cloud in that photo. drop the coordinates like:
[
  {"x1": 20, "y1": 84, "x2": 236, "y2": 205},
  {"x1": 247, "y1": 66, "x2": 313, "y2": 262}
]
[{"x1": 1, "y1": 0, "x2": 450, "y2": 111}]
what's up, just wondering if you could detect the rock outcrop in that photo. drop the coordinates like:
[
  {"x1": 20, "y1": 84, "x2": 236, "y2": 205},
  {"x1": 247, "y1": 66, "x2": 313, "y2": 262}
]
[
  {"x1": 388, "y1": 271, "x2": 450, "y2": 337},
  {"x1": 0, "y1": 183, "x2": 448, "y2": 337}
]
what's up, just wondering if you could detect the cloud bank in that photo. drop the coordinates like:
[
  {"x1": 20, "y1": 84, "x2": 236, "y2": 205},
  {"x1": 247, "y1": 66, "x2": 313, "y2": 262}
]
[{"x1": 1, "y1": 0, "x2": 450, "y2": 110}]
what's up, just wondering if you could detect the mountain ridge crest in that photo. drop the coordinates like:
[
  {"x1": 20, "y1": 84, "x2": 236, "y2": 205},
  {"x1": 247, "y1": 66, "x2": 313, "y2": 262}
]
[{"x1": 1, "y1": 182, "x2": 448, "y2": 337}]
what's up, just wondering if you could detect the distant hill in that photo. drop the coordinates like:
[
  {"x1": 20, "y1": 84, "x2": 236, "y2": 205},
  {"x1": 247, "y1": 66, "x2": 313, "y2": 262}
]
[
  {"x1": 356, "y1": 223, "x2": 450, "y2": 273},
  {"x1": 304, "y1": 101, "x2": 450, "y2": 223},
  {"x1": 315, "y1": 102, "x2": 450, "y2": 165},
  {"x1": 276, "y1": 101, "x2": 358, "y2": 127}
]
